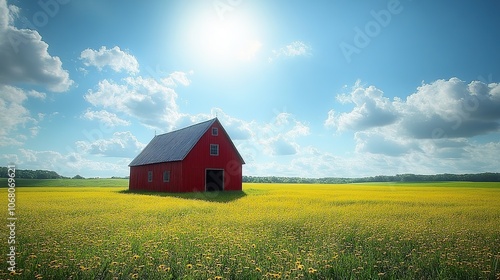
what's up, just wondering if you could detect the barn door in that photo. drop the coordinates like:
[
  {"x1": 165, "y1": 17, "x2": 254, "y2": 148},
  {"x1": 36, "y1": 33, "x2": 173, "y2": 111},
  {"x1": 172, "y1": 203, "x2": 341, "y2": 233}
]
[{"x1": 205, "y1": 169, "x2": 224, "y2": 191}]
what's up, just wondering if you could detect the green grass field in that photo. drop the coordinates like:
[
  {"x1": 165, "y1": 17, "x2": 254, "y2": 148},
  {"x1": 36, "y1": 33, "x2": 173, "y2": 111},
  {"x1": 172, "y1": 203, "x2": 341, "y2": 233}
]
[{"x1": 1, "y1": 180, "x2": 499, "y2": 279}]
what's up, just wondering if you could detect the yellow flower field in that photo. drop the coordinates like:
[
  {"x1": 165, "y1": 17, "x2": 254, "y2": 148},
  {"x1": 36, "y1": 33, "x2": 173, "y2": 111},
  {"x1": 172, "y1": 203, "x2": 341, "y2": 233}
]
[{"x1": 1, "y1": 182, "x2": 499, "y2": 279}]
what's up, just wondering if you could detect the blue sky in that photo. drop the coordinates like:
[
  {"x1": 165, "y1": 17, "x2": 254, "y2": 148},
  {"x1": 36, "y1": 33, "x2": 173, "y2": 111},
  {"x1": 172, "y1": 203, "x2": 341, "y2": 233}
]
[{"x1": 1, "y1": 0, "x2": 500, "y2": 178}]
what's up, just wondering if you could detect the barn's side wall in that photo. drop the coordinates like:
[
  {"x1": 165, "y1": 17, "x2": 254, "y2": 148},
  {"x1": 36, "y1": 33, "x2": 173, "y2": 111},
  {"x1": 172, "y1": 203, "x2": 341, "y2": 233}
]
[
  {"x1": 181, "y1": 121, "x2": 243, "y2": 192},
  {"x1": 129, "y1": 162, "x2": 183, "y2": 192}
]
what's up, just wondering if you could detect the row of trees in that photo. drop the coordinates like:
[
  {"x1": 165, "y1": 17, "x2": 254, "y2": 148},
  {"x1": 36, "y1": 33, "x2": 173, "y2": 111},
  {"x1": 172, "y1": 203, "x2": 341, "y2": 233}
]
[
  {"x1": 243, "y1": 172, "x2": 500, "y2": 183},
  {"x1": 0, "y1": 167, "x2": 65, "y2": 179},
  {"x1": 0, "y1": 167, "x2": 131, "y2": 180}
]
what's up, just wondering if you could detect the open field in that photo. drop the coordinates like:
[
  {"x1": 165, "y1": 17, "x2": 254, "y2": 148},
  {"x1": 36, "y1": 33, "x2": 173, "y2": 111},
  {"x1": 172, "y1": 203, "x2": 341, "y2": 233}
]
[{"x1": 1, "y1": 181, "x2": 499, "y2": 279}]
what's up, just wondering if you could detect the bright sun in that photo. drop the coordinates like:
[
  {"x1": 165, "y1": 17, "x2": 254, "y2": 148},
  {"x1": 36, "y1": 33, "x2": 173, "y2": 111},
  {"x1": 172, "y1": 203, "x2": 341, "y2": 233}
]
[{"x1": 189, "y1": 12, "x2": 262, "y2": 67}]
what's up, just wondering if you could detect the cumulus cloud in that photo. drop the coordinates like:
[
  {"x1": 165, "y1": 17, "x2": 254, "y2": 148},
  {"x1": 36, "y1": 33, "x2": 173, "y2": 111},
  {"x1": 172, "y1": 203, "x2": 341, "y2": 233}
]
[
  {"x1": 325, "y1": 83, "x2": 398, "y2": 131},
  {"x1": 401, "y1": 78, "x2": 500, "y2": 139},
  {"x1": 354, "y1": 131, "x2": 419, "y2": 156},
  {"x1": 270, "y1": 138, "x2": 298, "y2": 156},
  {"x1": 82, "y1": 109, "x2": 131, "y2": 127},
  {"x1": 80, "y1": 46, "x2": 139, "y2": 74},
  {"x1": 76, "y1": 131, "x2": 145, "y2": 158},
  {"x1": 3, "y1": 148, "x2": 130, "y2": 177},
  {"x1": 162, "y1": 71, "x2": 192, "y2": 87},
  {"x1": 251, "y1": 112, "x2": 310, "y2": 156},
  {"x1": 0, "y1": 85, "x2": 40, "y2": 146},
  {"x1": 84, "y1": 76, "x2": 180, "y2": 130},
  {"x1": 326, "y1": 78, "x2": 500, "y2": 160},
  {"x1": 327, "y1": 78, "x2": 500, "y2": 138},
  {"x1": 26, "y1": 89, "x2": 46, "y2": 99},
  {"x1": 269, "y1": 41, "x2": 312, "y2": 62},
  {"x1": 0, "y1": 0, "x2": 72, "y2": 92}
]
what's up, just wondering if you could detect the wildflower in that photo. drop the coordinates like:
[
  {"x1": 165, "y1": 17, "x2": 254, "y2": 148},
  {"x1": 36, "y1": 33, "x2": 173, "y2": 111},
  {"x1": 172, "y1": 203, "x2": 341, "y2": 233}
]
[
  {"x1": 255, "y1": 267, "x2": 261, "y2": 272},
  {"x1": 308, "y1": 267, "x2": 317, "y2": 274},
  {"x1": 297, "y1": 264, "x2": 304, "y2": 271},
  {"x1": 186, "y1": 263, "x2": 193, "y2": 269},
  {"x1": 215, "y1": 276, "x2": 223, "y2": 280},
  {"x1": 111, "y1": 261, "x2": 118, "y2": 266},
  {"x1": 131, "y1": 273, "x2": 139, "y2": 279},
  {"x1": 251, "y1": 244, "x2": 256, "y2": 248},
  {"x1": 35, "y1": 274, "x2": 43, "y2": 279},
  {"x1": 132, "y1": 254, "x2": 140, "y2": 260}
]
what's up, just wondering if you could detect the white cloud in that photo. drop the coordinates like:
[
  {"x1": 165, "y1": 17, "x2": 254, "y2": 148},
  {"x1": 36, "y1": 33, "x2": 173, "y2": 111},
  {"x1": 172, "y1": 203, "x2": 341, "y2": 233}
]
[
  {"x1": 245, "y1": 135, "x2": 500, "y2": 178},
  {"x1": 84, "y1": 76, "x2": 180, "y2": 130},
  {"x1": 401, "y1": 78, "x2": 500, "y2": 139},
  {"x1": 76, "y1": 131, "x2": 145, "y2": 158},
  {"x1": 270, "y1": 138, "x2": 298, "y2": 156},
  {"x1": 0, "y1": 85, "x2": 31, "y2": 146},
  {"x1": 269, "y1": 41, "x2": 312, "y2": 62},
  {"x1": 82, "y1": 109, "x2": 131, "y2": 127},
  {"x1": 162, "y1": 71, "x2": 192, "y2": 87},
  {"x1": 5, "y1": 148, "x2": 130, "y2": 177},
  {"x1": 325, "y1": 78, "x2": 500, "y2": 166},
  {"x1": 0, "y1": 0, "x2": 73, "y2": 92},
  {"x1": 244, "y1": 146, "x2": 370, "y2": 178},
  {"x1": 327, "y1": 78, "x2": 500, "y2": 138},
  {"x1": 325, "y1": 84, "x2": 398, "y2": 131},
  {"x1": 80, "y1": 46, "x2": 139, "y2": 74},
  {"x1": 354, "y1": 130, "x2": 419, "y2": 156},
  {"x1": 26, "y1": 89, "x2": 46, "y2": 99},
  {"x1": 241, "y1": 112, "x2": 310, "y2": 157}
]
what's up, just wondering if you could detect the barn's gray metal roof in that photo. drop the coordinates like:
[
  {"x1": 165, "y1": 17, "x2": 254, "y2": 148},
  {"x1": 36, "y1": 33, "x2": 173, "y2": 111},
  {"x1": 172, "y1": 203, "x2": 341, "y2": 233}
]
[{"x1": 129, "y1": 118, "x2": 217, "y2": 167}]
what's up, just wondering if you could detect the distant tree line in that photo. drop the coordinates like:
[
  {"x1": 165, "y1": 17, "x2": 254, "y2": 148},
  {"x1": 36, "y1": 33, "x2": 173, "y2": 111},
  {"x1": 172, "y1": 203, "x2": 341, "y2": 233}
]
[
  {"x1": 243, "y1": 172, "x2": 500, "y2": 183},
  {"x1": 0, "y1": 167, "x2": 66, "y2": 179}
]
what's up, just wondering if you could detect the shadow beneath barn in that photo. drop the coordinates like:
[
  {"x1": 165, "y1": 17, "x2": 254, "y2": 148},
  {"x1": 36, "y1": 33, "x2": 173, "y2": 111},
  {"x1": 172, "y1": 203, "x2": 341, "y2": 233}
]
[{"x1": 118, "y1": 189, "x2": 247, "y2": 203}]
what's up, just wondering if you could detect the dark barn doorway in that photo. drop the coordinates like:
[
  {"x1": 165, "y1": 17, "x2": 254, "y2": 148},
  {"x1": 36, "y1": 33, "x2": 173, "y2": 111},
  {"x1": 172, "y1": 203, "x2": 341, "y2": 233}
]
[{"x1": 205, "y1": 169, "x2": 224, "y2": 191}]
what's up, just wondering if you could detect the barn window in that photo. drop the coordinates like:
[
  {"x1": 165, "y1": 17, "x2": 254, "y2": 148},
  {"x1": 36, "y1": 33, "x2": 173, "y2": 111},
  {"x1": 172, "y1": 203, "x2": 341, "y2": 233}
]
[
  {"x1": 163, "y1": 171, "x2": 170, "y2": 182},
  {"x1": 210, "y1": 144, "x2": 219, "y2": 156},
  {"x1": 147, "y1": 171, "x2": 153, "y2": 182},
  {"x1": 212, "y1": 127, "x2": 218, "y2": 136}
]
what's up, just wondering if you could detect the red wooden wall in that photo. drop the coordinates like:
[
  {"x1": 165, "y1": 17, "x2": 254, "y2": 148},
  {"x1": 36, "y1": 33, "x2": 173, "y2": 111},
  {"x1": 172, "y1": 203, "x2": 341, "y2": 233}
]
[
  {"x1": 182, "y1": 120, "x2": 243, "y2": 192},
  {"x1": 128, "y1": 119, "x2": 243, "y2": 192},
  {"x1": 129, "y1": 161, "x2": 183, "y2": 192}
]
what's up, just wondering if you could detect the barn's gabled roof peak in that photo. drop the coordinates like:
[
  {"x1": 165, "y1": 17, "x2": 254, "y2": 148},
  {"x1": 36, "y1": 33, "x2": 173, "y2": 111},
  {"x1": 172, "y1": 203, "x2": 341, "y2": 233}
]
[{"x1": 129, "y1": 118, "x2": 218, "y2": 167}]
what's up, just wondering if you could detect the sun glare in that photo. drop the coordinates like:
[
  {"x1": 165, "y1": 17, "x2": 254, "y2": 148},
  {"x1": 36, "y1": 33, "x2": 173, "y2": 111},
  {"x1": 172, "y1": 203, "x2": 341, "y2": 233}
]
[{"x1": 189, "y1": 12, "x2": 262, "y2": 67}]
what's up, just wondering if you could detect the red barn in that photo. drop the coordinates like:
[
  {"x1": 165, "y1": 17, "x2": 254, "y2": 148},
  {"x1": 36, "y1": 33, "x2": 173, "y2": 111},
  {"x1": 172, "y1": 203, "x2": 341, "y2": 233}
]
[{"x1": 128, "y1": 118, "x2": 245, "y2": 192}]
